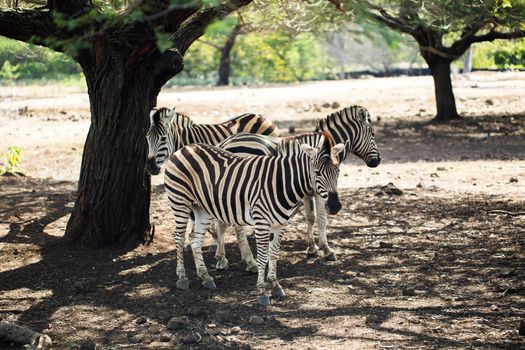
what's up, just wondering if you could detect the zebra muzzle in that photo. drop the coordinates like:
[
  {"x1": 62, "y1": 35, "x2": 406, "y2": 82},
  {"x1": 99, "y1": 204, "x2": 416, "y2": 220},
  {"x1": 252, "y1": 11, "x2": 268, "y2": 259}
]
[
  {"x1": 366, "y1": 156, "x2": 381, "y2": 168},
  {"x1": 326, "y1": 192, "x2": 342, "y2": 215},
  {"x1": 146, "y1": 158, "x2": 161, "y2": 175}
]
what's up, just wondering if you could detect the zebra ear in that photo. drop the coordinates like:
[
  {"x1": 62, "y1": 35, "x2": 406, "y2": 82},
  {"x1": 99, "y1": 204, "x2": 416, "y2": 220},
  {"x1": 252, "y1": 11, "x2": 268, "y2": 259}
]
[
  {"x1": 300, "y1": 143, "x2": 318, "y2": 158},
  {"x1": 163, "y1": 108, "x2": 177, "y2": 124},
  {"x1": 331, "y1": 142, "x2": 347, "y2": 165}
]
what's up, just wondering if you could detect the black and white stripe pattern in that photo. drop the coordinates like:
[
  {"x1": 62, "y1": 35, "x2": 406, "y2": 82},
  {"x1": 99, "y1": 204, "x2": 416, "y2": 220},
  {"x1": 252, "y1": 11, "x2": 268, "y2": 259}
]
[
  {"x1": 164, "y1": 136, "x2": 345, "y2": 305},
  {"x1": 316, "y1": 105, "x2": 381, "y2": 167},
  {"x1": 146, "y1": 107, "x2": 280, "y2": 175},
  {"x1": 215, "y1": 105, "x2": 380, "y2": 261}
]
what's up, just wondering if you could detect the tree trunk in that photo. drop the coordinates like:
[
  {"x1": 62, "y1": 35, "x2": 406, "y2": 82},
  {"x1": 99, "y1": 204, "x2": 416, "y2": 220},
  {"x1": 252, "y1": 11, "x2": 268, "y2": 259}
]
[
  {"x1": 63, "y1": 40, "x2": 183, "y2": 247},
  {"x1": 427, "y1": 56, "x2": 460, "y2": 122},
  {"x1": 217, "y1": 23, "x2": 242, "y2": 86}
]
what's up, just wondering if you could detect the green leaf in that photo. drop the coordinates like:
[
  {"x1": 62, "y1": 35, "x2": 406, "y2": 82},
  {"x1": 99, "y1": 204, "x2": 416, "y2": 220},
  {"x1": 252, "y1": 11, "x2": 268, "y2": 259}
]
[{"x1": 155, "y1": 28, "x2": 174, "y2": 53}]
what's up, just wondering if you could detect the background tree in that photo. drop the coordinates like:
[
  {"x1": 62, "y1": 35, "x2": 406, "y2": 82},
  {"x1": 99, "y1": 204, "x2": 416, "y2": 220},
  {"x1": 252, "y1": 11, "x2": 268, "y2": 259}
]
[
  {"x1": 0, "y1": 0, "x2": 252, "y2": 247},
  {"x1": 198, "y1": 14, "x2": 247, "y2": 86},
  {"x1": 330, "y1": 0, "x2": 525, "y2": 122}
]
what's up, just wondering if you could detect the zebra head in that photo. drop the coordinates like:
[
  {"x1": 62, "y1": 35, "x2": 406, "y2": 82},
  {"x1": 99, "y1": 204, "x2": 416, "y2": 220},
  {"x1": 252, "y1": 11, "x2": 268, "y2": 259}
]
[
  {"x1": 317, "y1": 105, "x2": 381, "y2": 168},
  {"x1": 311, "y1": 133, "x2": 346, "y2": 215},
  {"x1": 146, "y1": 107, "x2": 180, "y2": 175}
]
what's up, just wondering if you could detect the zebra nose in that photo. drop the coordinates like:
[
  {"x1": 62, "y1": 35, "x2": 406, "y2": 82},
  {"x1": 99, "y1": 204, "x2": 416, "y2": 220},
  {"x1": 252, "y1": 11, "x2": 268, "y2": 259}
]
[
  {"x1": 146, "y1": 158, "x2": 161, "y2": 175},
  {"x1": 326, "y1": 192, "x2": 342, "y2": 215},
  {"x1": 367, "y1": 156, "x2": 381, "y2": 168}
]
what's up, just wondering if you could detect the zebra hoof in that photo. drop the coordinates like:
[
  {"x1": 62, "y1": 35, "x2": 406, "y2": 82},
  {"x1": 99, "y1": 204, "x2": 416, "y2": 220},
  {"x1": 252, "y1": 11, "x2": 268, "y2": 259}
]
[
  {"x1": 176, "y1": 278, "x2": 189, "y2": 290},
  {"x1": 216, "y1": 258, "x2": 229, "y2": 270},
  {"x1": 208, "y1": 244, "x2": 217, "y2": 254},
  {"x1": 271, "y1": 286, "x2": 286, "y2": 298},
  {"x1": 202, "y1": 279, "x2": 217, "y2": 289},
  {"x1": 324, "y1": 252, "x2": 337, "y2": 261},
  {"x1": 184, "y1": 244, "x2": 192, "y2": 253},
  {"x1": 246, "y1": 265, "x2": 258, "y2": 274},
  {"x1": 306, "y1": 245, "x2": 319, "y2": 256},
  {"x1": 256, "y1": 294, "x2": 271, "y2": 306}
]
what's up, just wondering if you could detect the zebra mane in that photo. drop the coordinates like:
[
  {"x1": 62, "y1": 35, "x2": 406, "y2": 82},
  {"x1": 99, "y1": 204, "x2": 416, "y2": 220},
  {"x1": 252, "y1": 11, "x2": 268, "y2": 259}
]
[
  {"x1": 276, "y1": 139, "x2": 302, "y2": 156},
  {"x1": 315, "y1": 105, "x2": 369, "y2": 132},
  {"x1": 172, "y1": 112, "x2": 193, "y2": 128}
]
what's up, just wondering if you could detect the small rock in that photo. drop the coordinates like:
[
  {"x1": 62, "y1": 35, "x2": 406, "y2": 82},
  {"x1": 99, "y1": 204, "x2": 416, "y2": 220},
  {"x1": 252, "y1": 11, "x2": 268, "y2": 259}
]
[
  {"x1": 182, "y1": 333, "x2": 200, "y2": 344},
  {"x1": 186, "y1": 306, "x2": 204, "y2": 317},
  {"x1": 365, "y1": 314, "x2": 382, "y2": 325},
  {"x1": 167, "y1": 316, "x2": 189, "y2": 331},
  {"x1": 331, "y1": 101, "x2": 340, "y2": 109},
  {"x1": 248, "y1": 315, "x2": 264, "y2": 325},
  {"x1": 382, "y1": 183, "x2": 404, "y2": 195},
  {"x1": 207, "y1": 323, "x2": 217, "y2": 329},
  {"x1": 402, "y1": 287, "x2": 416, "y2": 296},
  {"x1": 430, "y1": 173, "x2": 439, "y2": 178},
  {"x1": 436, "y1": 167, "x2": 446, "y2": 171},
  {"x1": 416, "y1": 183, "x2": 423, "y2": 188},
  {"x1": 230, "y1": 326, "x2": 241, "y2": 334},
  {"x1": 215, "y1": 310, "x2": 231, "y2": 323},
  {"x1": 135, "y1": 316, "x2": 147, "y2": 325},
  {"x1": 509, "y1": 177, "x2": 518, "y2": 183},
  {"x1": 322, "y1": 102, "x2": 331, "y2": 108},
  {"x1": 519, "y1": 319, "x2": 525, "y2": 336},
  {"x1": 73, "y1": 280, "x2": 90, "y2": 294},
  {"x1": 288, "y1": 125, "x2": 296, "y2": 134},
  {"x1": 79, "y1": 340, "x2": 96, "y2": 350},
  {"x1": 379, "y1": 241, "x2": 394, "y2": 249},
  {"x1": 485, "y1": 99, "x2": 494, "y2": 105},
  {"x1": 490, "y1": 304, "x2": 499, "y2": 311},
  {"x1": 159, "y1": 334, "x2": 172, "y2": 342},
  {"x1": 129, "y1": 334, "x2": 143, "y2": 344}
]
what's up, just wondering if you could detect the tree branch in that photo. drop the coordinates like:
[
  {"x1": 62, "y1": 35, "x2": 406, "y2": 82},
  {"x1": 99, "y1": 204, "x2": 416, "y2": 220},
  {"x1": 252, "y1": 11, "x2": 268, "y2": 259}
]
[
  {"x1": 171, "y1": 0, "x2": 252, "y2": 55},
  {"x1": 0, "y1": 8, "x2": 59, "y2": 45},
  {"x1": 364, "y1": 2, "x2": 415, "y2": 35},
  {"x1": 197, "y1": 38, "x2": 222, "y2": 50},
  {"x1": 449, "y1": 28, "x2": 525, "y2": 58}
]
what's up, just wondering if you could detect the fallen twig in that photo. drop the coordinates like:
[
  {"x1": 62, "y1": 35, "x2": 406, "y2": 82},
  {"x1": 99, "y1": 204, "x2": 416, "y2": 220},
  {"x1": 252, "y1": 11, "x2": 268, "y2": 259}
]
[{"x1": 488, "y1": 210, "x2": 525, "y2": 216}]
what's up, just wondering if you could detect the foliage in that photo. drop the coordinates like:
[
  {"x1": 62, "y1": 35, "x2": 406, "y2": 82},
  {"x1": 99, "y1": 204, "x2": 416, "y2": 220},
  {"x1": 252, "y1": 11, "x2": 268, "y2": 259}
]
[
  {"x1": 0, "y1": 37, "x2": 81, "y2": 81},
  {"x1": 472, "y1": 38, "x2": 525, "y2": 68},
  {"x1": 0, "y1": 146, "x2": 22, "y2": 175}
]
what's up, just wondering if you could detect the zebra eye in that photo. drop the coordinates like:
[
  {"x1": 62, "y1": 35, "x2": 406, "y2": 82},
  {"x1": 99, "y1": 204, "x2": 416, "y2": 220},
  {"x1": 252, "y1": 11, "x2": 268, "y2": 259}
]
[
  {"x1": 315, "y1": 170, "x2": 321, "y2": 176},
  {"x1": 160, "y1": 136, "x2": 167, "y2": 142}
]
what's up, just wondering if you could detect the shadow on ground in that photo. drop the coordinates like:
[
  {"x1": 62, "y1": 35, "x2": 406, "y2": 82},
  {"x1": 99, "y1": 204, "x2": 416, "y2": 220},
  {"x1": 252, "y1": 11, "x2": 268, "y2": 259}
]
[{"x1": 1, "y1": 175, "x2": 524, "y2": 349}]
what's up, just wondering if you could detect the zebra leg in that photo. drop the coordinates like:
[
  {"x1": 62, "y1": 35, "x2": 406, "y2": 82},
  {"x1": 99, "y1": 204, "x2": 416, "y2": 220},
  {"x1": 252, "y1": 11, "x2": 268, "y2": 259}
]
[
  {"x1": 267, "y1": 227, "x2": 285, "y2": 298},
  {"x1": 253, "y1": 221, "x2": 271, "y2": 306},
  {"x1": 234, "y1": 226, "x2": 257, "y2": 273},
  {"x1": 173, "y1": 208, "x2": 192, "y2": 290},
  {"x1": 315, "y1": 194, "x2": 336, "y2": 261},
  {"x1": 184, "y1": 217, "x2": 194, "y2": 253},
  {"x1": 214, "y1": 221, "x2": 229, "y2": 270},
  {"x1": 208, "y1": 221, "x2": 218, "y2": 254},
  {"x1": 303, "y1": 195, "x2": 319, "y2": 256},
  {"x1": 191, "y1": 207, "x2": 216, "y2": 289}
]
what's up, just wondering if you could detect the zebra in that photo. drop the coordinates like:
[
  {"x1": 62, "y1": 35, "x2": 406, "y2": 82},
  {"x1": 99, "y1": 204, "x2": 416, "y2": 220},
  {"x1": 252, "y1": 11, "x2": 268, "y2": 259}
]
[
  {"x1": 215, "y1": 105, "x2": 380, "y2": 262},
  {"x1": 146, "y1": 107, "x2": 280, "y2": 175},
  {"x1": 164, "y1": 134, "x2": 346, "y2": 305}
]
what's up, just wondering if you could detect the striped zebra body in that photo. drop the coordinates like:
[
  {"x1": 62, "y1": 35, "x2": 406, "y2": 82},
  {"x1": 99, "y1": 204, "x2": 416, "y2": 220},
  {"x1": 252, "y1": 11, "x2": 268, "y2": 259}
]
[
  {"x1": 215, "y1": 105, "x2": 380, "y2": 262},
  {"x1": 164, "y1": 137, "x2": 344, "y2": 305},
  {"x1": 146, "y1": 107, "x2": 280, "y2": 175}
]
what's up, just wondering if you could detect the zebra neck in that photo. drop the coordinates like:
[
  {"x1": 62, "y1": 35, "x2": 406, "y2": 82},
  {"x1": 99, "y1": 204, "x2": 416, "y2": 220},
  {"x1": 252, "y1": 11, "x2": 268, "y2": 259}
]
[{"x1": 272, "y1": 155, "x2": 313, "y2": 204}]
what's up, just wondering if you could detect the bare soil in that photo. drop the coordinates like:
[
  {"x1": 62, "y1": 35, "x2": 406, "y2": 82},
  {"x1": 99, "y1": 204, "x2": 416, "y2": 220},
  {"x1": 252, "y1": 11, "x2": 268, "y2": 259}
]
[{"x1": 1, "y1": 72, "x2": 524, "y2": 349}]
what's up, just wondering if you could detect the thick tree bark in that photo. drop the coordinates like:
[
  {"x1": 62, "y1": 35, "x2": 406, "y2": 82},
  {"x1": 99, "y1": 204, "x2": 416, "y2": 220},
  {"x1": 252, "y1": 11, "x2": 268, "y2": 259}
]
[
  {"x1": 426, "y1": 56, "x2": 460, "y2": 122},
  {"x1": 217, "y1": 23, "x2": 242, "y2": 86},
  {"x1": 63, "y1": 38, "x2": 183, "y2": 247},
  {"x1": 0, "y1": 0, "x2": 253, "y2": 248}
]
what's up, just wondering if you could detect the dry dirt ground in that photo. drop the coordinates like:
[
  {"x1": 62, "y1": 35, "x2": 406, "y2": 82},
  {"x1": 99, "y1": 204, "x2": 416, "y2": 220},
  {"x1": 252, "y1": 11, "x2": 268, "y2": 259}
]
[{"x1": 0, "y1": 72, "x2": 524, "y2": 349}]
